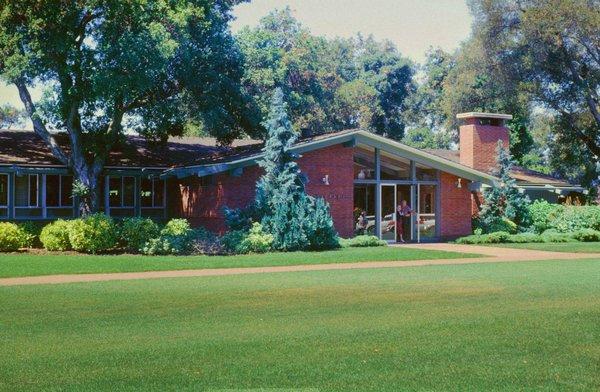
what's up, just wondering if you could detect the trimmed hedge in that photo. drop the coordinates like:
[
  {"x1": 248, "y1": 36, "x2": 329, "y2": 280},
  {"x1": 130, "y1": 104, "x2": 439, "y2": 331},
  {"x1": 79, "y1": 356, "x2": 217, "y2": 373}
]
[
  {"x1": 119, "y1": 217, "x2": 160, "y2": 253},
  {"x1": 0, "y1": 222, "x2": 30, "y2": 252},
  {"x1": 528, "y1": 201, "x2": 600, "y2": 233},
  {"x1": 40, "y1": 220, "x2": 72, "y2": 251},
  {"x1": 340, "y1": 235, "x2": 387, "y2": 248},
  {"x1": 68, "y1": 214, "x2": 118, "y2": 254}
]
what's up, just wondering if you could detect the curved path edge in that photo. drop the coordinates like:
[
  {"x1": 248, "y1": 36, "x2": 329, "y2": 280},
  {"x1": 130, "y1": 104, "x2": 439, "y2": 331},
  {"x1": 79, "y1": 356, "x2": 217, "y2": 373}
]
[{"x1": 1, "y1": 244, "x2": 599, "y2": 287}]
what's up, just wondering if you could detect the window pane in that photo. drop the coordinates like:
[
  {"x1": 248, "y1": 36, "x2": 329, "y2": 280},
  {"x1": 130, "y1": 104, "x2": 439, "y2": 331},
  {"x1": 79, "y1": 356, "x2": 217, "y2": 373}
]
[
  {"x1": 15, "y1": 175, "x2": 29, "y2": 207},
  {"x1": 46, "y1": 175, "x2": 60, "y2": 207},
  {"x1": 0, "y1": 175, "x2": 7, "y2": 206},
  {"x1": 109, "y1": 177, "x2": 121, "y2": 207},
  {"x1": 380, "y1": 153, "x2": 411, "y2": 180},
  {"x1": 354, "y1": 147, "x2": 376, "y2": 180},
  {"x1": 353, "y1": 184, "x2": 375, "y2": 235},
  {"x1": 153, "y1": 180, "x2": 164, "y2": 207},
  {"x1": 123, "y1": 177, "x2": 135, "y2": 207},
  {"x1": 61, "y1": 176, "x2": 73, "y2": 207},
  {"x1": 141, "y1": 178, "x2": 153, "y2": 207},
  {"x1": 416, "y1": 164, "x2": 437, "y2": 181},
  {"x1": 29, "y1": 175, "x2": 38, "y2": 206},
  {"x1": 419, "y1": 185, "x2": 436, "y2": 214}
]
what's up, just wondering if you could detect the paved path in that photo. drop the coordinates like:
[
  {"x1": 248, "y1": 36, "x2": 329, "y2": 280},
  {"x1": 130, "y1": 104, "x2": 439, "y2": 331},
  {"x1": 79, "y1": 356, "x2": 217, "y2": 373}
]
[{"x1": 1, "y1": 244, "x2": 598, "y2": 287}]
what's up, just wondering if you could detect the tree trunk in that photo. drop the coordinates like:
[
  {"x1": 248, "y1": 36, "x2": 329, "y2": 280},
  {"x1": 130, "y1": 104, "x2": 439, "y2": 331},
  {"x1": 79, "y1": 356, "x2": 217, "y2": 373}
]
[{"x1": 72, "y1": 165, "x2": 102, "y2": 217}]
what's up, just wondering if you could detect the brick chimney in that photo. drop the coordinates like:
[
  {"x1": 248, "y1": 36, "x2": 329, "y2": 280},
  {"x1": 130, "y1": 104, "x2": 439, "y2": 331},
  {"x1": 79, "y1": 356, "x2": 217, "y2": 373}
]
[{"x1": 457, "y1": 112, "x2": 513, "y2": 173}]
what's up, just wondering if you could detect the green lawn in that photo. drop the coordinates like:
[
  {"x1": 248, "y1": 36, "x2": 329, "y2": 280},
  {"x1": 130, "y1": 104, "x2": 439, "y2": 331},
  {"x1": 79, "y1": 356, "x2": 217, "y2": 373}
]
[
  {"x1": 0, "y1": 247, "x2": 480, "y2": 278},
  {"x1": 484, "y1": 242, "x2": 600, "y2": 253},
  {"x1": 2, "y1": 259, "x2": 599, "y2": 391}
]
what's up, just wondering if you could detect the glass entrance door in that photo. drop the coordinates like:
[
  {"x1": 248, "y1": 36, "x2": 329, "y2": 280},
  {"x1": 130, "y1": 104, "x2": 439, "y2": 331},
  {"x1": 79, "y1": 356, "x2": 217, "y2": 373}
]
[
  {"x1": 380, "y1": 185, "x2": 396, "y2": 242},
  {"x1": 417, "y1": 184, "x2": 437, "y2": 241}
]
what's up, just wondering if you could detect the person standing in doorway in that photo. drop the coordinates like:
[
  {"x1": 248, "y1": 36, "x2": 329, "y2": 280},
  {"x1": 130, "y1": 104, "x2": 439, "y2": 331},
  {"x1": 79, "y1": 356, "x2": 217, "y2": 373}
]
[{"x1": 396, "y1": 200, "x2": 413, "y2": 243}]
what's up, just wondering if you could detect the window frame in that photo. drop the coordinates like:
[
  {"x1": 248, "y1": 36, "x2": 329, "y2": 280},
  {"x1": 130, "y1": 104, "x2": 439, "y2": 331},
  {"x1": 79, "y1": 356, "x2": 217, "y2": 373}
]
[
  {"x1": 15, "y1": 174, "x2": 39, "y2": 208},
  {"x1": 45, "y1": 174, "x2": 74, "y2": 208},
  {"x1": 141, "y1": 178, "x2": 166, "y2": 209},
  {"x1": 108, "y1": 175, "x2": 136, "y2": 209},
  {"x1": 0, "y1": 173, "x2": 8, "y2": 208}
]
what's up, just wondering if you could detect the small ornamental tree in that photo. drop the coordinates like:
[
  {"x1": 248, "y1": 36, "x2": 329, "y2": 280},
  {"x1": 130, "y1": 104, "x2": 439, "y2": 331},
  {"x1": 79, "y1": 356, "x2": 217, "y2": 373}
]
[{"x1": 479, "y1": 141, "x2": 531, "y2": 231}]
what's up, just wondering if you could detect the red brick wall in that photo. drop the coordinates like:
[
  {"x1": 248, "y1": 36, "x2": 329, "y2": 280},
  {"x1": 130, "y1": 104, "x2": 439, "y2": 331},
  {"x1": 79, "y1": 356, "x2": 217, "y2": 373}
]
[
  {"x1": 171, "y1": 144, "x2": 355, "y2": 237},
  {"x1": 459, "y1": 123, "x2": 509, "y2": 173},
  {"x1": 439, "y1": 172, "x2": 473, "y2": 238}
]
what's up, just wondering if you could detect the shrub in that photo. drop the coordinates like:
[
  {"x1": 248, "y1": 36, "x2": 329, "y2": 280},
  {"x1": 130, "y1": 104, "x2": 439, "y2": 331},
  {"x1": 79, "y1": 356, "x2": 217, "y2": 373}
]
[
  {"x1": 528, "y1": 200, "x2": 563, "y2": 234},
  {"x1": 304, "y1": 197, "x2": 340, "y2": 250},
  {"x1": 40, "y1": 220, "x2": 72, "y2": 251},
  {"x1": 238, "y1": 222, "x2": 274, "y2": 253},
  {"x1": 190, "y1": 227, "x2": 222, "y2": 255},
  {"x1": 220, "y1": 230, "x2": 248, "y2": 254},
  {"x1": 455, "y1": 234, "x2": 487, "y2": 245},
  {"x1": 572, "y1": 229, "x2": 600, "y2": 242},
  {"x1": 18, "y1": 221, "x2": 44, "y2": 248},
  {"x1": 68, "y1": 214, "x2": 118, "y2": 254},
  {"x1": 540, "y1": 229, "x2": 576, "y2": 243},
  {"x1": 486, "y1": 231, "x2": 512, "y2": 243},
  {"x1": 487, "y1": 218, "x2": 518, "y2": 234},
  {"x1": 508, "y1": 232, "x2": 543, "y2": 243},
  {"x1": 550, "y1": 206, "x2": 600, "y2": 233},
  {"x1": 119, "y1": 217, "x2": 160, "y2": 252},
  {"x1": 141, "y1": 219, "x2": 195, "y2": 255},
  {"x1": 340, "y1": 235, "x2": 387, "y2": 248},
  {"x1": 0, "y1": 222, "x2": 29, "y2": 252}
]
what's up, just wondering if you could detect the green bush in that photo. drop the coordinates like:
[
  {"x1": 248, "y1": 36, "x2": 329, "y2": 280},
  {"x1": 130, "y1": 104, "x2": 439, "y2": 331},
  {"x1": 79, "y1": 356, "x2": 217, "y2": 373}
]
[
  {"x1": 486, "y1": 231, "x2": 512, "y2": 243},
  {"x1": 141, "y1": 218, "x2": 194, "y2": 255},
  {"x1": 572, "y1": 229, "x2": 600, "y2": 242},
  {"x1": 508, "y1": 232, "x2": 543, "y2": 243},
  {"x1": 68, "y1": 214, "x2": 118, "y2": 254},
  {"x1": 528, "y1": 200, "x2": 563, "y2": 233},
  {"x1": 551, "y1": 206, "x2": 600, "y2": 233},
  {"x1": 487, "y1": 218, "x2": 518, "y2": 234},
  {"x1": 0, "y1": 222, "x2": 29, "y2": 252},
  {"x1": 18, "y1": 221, "x2": 44, "y2": 248},
  {"x1": 455, "y1": 234, "x2": 486, "y2": 245},
  {"x1": 238, "y1": 222, "x2": 274, "y2": 253},
  {"x1": 340, "y1": 235, "x2": 387, "y2": 248},
  {"x1": 220, "y1": 230, "x2": 248, "y2": 254},
  {"x1": 40, "y1": 220, "x2": 72, "y2": 251},
  {"x1": 540, "y1": 229, "x2": 576, "y2": 243},
  {"x1": 119, "y1": 217, "x2": 160, "y2": 252}
]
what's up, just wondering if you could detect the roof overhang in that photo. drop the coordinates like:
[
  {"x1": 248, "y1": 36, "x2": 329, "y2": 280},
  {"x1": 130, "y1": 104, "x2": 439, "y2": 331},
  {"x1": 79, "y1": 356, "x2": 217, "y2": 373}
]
[
  {"x1": 161, "y1": 130, "x2": 500, "y2": 185},
  {"x1": 516, "y1": 183, "x2": 587, "y2": 195}
]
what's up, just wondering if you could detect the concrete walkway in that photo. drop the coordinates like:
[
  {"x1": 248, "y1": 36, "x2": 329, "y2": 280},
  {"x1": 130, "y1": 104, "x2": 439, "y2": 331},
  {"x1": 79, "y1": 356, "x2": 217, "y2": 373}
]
[{"x1": 1, "y1": 244, "x2": 598, "y2": 287}]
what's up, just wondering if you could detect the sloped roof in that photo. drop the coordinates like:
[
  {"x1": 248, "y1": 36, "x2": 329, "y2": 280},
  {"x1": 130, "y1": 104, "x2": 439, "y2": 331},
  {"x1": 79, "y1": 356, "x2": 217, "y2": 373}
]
[
  {"x1": 0, "y1": 129, "x2": 262, "y2": 168},
  {"x1": 424, "y1": 148, "x2": 577, "y2": 187}
]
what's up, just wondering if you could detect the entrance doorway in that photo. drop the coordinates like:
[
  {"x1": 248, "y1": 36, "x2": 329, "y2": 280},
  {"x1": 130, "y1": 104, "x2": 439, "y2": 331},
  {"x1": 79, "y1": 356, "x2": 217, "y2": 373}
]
[{"x1": 380, "y1": 184, "x2": 413, "y2": 242}]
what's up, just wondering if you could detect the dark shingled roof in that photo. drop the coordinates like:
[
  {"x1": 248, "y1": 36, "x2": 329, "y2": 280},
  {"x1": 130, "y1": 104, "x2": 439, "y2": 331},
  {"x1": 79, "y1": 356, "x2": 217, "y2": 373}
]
[
  {"x1": 0, "y1": 129, "x2": 263, "y2": 168},
  {"x1": 424, "y1": 148, "x2": 576, "y2": 187}
]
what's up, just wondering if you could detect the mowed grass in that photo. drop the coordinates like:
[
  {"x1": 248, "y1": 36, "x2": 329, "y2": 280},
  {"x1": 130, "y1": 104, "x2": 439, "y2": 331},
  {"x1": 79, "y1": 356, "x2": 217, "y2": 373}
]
[
  {"x1": 2, "y1": 259, "x2": 599, "y2": 391},
  {"x1": 0, "y1": 247, "x2": 480, "y2": 278},
  {"x1": 485, "y1": 242, "x2": 600, "y2": 253}
]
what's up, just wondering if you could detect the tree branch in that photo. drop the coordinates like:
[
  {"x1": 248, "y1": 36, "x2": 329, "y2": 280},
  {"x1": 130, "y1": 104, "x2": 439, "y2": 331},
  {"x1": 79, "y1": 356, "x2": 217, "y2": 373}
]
[{"x1": 15, "y1": 81, "x2": 69, "y2": 165}]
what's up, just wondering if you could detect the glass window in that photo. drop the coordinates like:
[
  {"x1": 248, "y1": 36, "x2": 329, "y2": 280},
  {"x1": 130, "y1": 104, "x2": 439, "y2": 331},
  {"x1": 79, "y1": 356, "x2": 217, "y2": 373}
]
[
  {"x1": 0, "y1": 174, "x2": 7, "y2": 206},
  {"x1": 109, "y1": 176, "x2": 136, "y2": 208},
  {"x1": 15, "y1": 174, "x2": 38, "y2": 207},
  {"x1": 416, "y1": 164, "x2": 437, "y2": 181},
  {"x1": 141, "y1": 178, "x2": 165, "y2": 208},
  {"x1": 354, "y1": 147, "x2": 376, "y2": 180},
  {"x1": 109, "y1": 177, "x2": 121, "y2": 207},
  {"x1": 46, "y1": 175, "x2": 73, "y2": 207},
  {"x1": 123, "y1": 177, "x2": 135, "y2": 207},
  {"x1": 353, "y1": 184, "x2": 375, "y2": 235},
  {"x1": 380, "y1": 153, "x2": 411, "y2": 180},
  {"x1": 61, "y1": 176, "x2": 73, "y2": 206}
]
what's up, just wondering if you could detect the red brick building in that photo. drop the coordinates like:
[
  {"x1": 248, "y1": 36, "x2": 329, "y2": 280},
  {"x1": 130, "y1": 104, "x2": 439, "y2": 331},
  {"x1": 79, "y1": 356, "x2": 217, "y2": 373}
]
[{"x1": 0, "y1": 113, "x2": 585, "y2": 242}]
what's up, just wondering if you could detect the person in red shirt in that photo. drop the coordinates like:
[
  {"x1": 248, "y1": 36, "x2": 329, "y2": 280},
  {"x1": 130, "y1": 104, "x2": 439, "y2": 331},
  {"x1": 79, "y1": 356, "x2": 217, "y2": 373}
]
[{"x1": 396, "y1": 200, "x2": 412, "y2": 243}]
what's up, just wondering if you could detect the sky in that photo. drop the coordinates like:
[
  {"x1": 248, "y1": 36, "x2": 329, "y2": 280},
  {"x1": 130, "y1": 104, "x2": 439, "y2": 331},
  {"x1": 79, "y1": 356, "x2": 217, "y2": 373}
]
[{"x1": 0, "y1": 0, "x2": 472, "y2": 109}]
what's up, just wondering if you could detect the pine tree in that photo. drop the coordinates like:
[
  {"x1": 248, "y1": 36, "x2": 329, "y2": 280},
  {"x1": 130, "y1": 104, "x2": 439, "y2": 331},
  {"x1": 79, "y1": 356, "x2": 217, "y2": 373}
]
[
  {"x1": 479, "y1": 141, "x2": 531, "y2": 231},
  {"x1": 304, "y1": 197, "x2": 340, "y2": 250}
]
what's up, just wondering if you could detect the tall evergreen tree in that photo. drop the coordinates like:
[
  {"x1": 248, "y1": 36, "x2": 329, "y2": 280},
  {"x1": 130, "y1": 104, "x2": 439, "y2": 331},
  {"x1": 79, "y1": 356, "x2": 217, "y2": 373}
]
[
  {"x1": 479, "y1": 141, "x2": 531, "y2": 230},
  {"x1": 256, "y1": 88, "x2": 309, "y2": 250}
]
